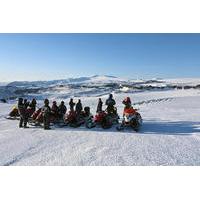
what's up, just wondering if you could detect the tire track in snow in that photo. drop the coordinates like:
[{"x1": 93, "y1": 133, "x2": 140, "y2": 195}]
[
  {"x1": 133, "y1": 97, "x2": 173, "y2": 106},
  {"x1": 3, "y1": 141, "x2": 44, "y2": 166}
]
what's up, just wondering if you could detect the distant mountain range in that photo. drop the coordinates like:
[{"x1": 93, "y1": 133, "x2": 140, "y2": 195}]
[{"x1": 0, "y1": 75, "x2": 200, "y2": 100}]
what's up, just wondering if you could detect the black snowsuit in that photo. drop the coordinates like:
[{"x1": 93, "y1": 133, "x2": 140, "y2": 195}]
[
  {"x1": 105, "y1": 98, "x2": 116, "y2": 115},
  {"x1": 51, "y1": 104, "x2": 59, "y2": 118},
  {"x1": 42, "y1": 105, "x2": 51, "y2": 129},
  {"x1": 58, "y1": 104, "x2": 67, "y2": 118},
  {"x1": 29, "y1": 100, "x2": 37, "y2": 112},
  {"x1": 18, "y1": 102, "x2": 28, "y2": 128},
  {"x1": 23, "y1": 100, "x2": 29, "y2": 109},
  {"x1": 75, "y1": 101, "x2": 83, "y2": 115},
  {"x1": 69, "y1": 100, "x2": 75, "y2": 111},
  {"x1": 96, "y1": 99, "x2": 103, "y2": 113}
]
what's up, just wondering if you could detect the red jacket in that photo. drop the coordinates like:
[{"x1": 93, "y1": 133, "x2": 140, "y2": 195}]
[{"x1": 123, "y1": 107, "x2": 136, "y2": 116}]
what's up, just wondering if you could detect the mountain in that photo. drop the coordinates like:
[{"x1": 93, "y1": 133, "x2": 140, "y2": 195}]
[
  {"x1": 1, "y1": 75, "x2": 200, "y2": 100},
  {"x1": 7, "y1": 75, "x2": 127, "y2": 88}
]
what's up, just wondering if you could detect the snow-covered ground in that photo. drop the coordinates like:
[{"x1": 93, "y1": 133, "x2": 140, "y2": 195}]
[{"x1": 0, "y1": 88, "x2": 200, "y2": 166}]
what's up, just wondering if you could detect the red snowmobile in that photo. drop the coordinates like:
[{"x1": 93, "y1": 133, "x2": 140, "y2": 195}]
[
  {"x1": 28, "y1": 108, "x2": 58, "y2": 126},
  {"x1": 117, "y1": 100, "x2": 142, "y2": 132},
  {"x1": 117, "y1": 110, "x2": 142, "y2": 132},
  {"x1": 117, "y1": 97, "x2": 143, "y2": 132},
  {"x1": 64, "y1": 110, "x2": 84, "y2": 127},
  {"x1": 64, "y1": 107, "x2": 95, "y2": 128},
  {"x1": 94, "y1": 108, "x2": 119, "y2": 129}
]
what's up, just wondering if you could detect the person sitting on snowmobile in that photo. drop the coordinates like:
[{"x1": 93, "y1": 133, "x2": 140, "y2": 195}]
[
  {"x1": 29, "y1": 98, "x2": 37, "y2": 112},
  {"x1": 82, "y1": 106, "x2": 92, "y2": 118},
  {"x1": 69, "y1": 98, "x2": 75, "y2": 111},
  {"x1": 96, "y1": 98, "x2": 103, "y2": 113},
  {"x1": 41, "y1": 99, "x2": 51, "y2": 130},
  {"x1": 122, "y1": 97, "x2": 137, "y2": 116},
  {"x1": 117, "y1": 97, "x2": 142, "y2": 132},
  {"x1": 75, "y1": 99, "x2": 83, "y2": 116},
  {"x1": 18, "y1": 98, "x2": 28, "y2": 128},
  {"x1": 23, "y1": 99, "x2": 30, "y2": 109},
  {"x1": 26, "y1": 98, "x2": 37, "y2": 117},
  {"x1": 83, "y1": 107, "x2": 96, "y2": 129},
  {"x1": 58, "y1": 101, "x2": 67, "y2": 119},
  {"x1": 51, "y1": 101, "x2": 59, "y2": 119},
  {"x1": 105, "y1": 94, "x2": 117, "y2": 115}
]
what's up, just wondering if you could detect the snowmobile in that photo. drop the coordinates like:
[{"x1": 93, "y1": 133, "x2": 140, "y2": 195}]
[
  {"x1": 94, "y1": 108, "x2": 119, "y2": 129},
  {"x1": 28, "y1": 108, "x2": 59, "y2": 127},
  {"x1": 117, "y1": 110, "x2": 142, "y2": 132},
  {"x1": 64, "y1": 110, "x2": 84, "y2": 127},
  {"x1": 6, "y1": 106, "x2": 20, "y2": 120},
  {"x1": 63, "y1": 107, "x2": 96, "y2": 128},
  {"x1": 28, "y1": 108, "x2": 43, "y2": 126},
  {"x1": 7, "y1": 104, "x2": 36, "y2": 121}
]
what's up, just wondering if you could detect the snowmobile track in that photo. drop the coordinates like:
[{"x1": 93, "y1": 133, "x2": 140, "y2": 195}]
[{"x1": 133, "y1": 97, "x2": 173, "y2": 106}]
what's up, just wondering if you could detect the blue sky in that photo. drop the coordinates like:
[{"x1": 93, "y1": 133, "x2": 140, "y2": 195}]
[{"x1": 0, "y1": 33, "x2": 200, "y2": 82}]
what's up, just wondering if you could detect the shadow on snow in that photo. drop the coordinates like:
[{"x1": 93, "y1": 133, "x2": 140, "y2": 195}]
[
  {"x1": 140, "y1": 121, "x2": 200, "y2": 136},
  {"x1": 48, "y1": 120, "x2": 200, "y2": 136}
]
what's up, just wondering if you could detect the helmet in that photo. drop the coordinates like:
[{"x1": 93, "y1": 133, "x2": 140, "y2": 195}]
[
  {"x1": 123, "y1": 97, "x2": 131, "y2": 104},
  {"x1": 109, "y1": 94, "x2": 113, "y2": 98},
  {"x1": 32, "y1": 98, "x2": 37, "y2": 104},
  {"x1": 18, "y1": 98, "x2": 23, "y2": 103},
  {"x1": 84, "y1": 106, "x2": 90, "y2": 113},
  {"x1": 61, "y1": 101, "x2": 64, "y2": 104},
  {"x1": 53, "y1": 101, "x2": 57, "y2": 105},
  {"x1": 44, "y1": 99, "x2": 49, "y2": 104}
]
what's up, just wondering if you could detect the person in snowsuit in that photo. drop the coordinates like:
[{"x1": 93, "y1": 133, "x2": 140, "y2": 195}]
[
  {"x1": 83, "y1": 106, "x2": 96, "y2": 129},
  {"x1": 96, "y1": 98, "x2": 103, "y2": 113},
  {"x1": 118, "y1": 97, "x2": 142, "y2": 131},
  {"x1": 69, "y1": 98, "x2": 75, "y2": 111},
  {"x1": 75, "y1": 99, "x2": 83, "y2": 115},
  {"x1": 58, "y1": 101, "x2": 67, "y2": 119},
  {"x1": 41, "y1": 99, "x2": 51, "y2": 130},
  {"x1": 29, "y1": 98, "x2": 37, "y2": 112},
  {"x1": 23, "y1": 99, "x2": 30, "y2": 109},
  {"x1": 122, "y1": 97, "x2": 136, "y2": 116},
  {"x1": 105, "y1": 94, "x2": 116, "y2": 115},
  {"x1": 51, "y1": 101, "x2": 59, "y2": 119},
  {"x1": 18, "y1": 98, "x2": 28, "y2": 128}
]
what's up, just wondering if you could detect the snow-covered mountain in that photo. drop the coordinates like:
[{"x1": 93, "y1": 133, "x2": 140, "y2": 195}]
[
  {"x1": 1, "y1": 75, "x2": 200, "y2": 100},
  {"x1": 7, "y1": 75, "x2": 126, "y2": 87}
]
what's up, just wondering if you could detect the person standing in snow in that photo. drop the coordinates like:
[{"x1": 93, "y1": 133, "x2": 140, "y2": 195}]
[
  {"x1": 105, "y1": 94, "x2": 116, "y2": 115},
  {"x1": 75, "y1": 99, "x2": 83, "y2": 115},
  {"x1": 41, "y1": 99, "x2": 51, "y2": 130},
  {"x1": 69, "y1": 98, "x2": 75, "y2": 111},
  {"x1": 18, "y1": 98, "x2": 28, "y2": 128},
  {"x1": 58, "y1": 101, "x2": 67, "y2": 119},
  {"x1": 29, "y1": 98, "x2": 37, "y2": 112},
  {"x1": 96, "y1": 98, "x2": 103, "y2": 113},
  {"x1": 51, "y1": 101, "x2": 59, "y2": 119},
  {"x1": 23, "y1": 99, "x2": 30, "y2": 109}
]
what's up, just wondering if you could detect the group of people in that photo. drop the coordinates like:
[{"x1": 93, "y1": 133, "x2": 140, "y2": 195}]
[{"x1": 16, "y1": 94, "x2": 137, "y2": 130}]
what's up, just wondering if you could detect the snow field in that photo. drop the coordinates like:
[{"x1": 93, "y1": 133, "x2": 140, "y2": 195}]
[{"x1": 0, "y1": 89, "x2": 200, "y2": 165}]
